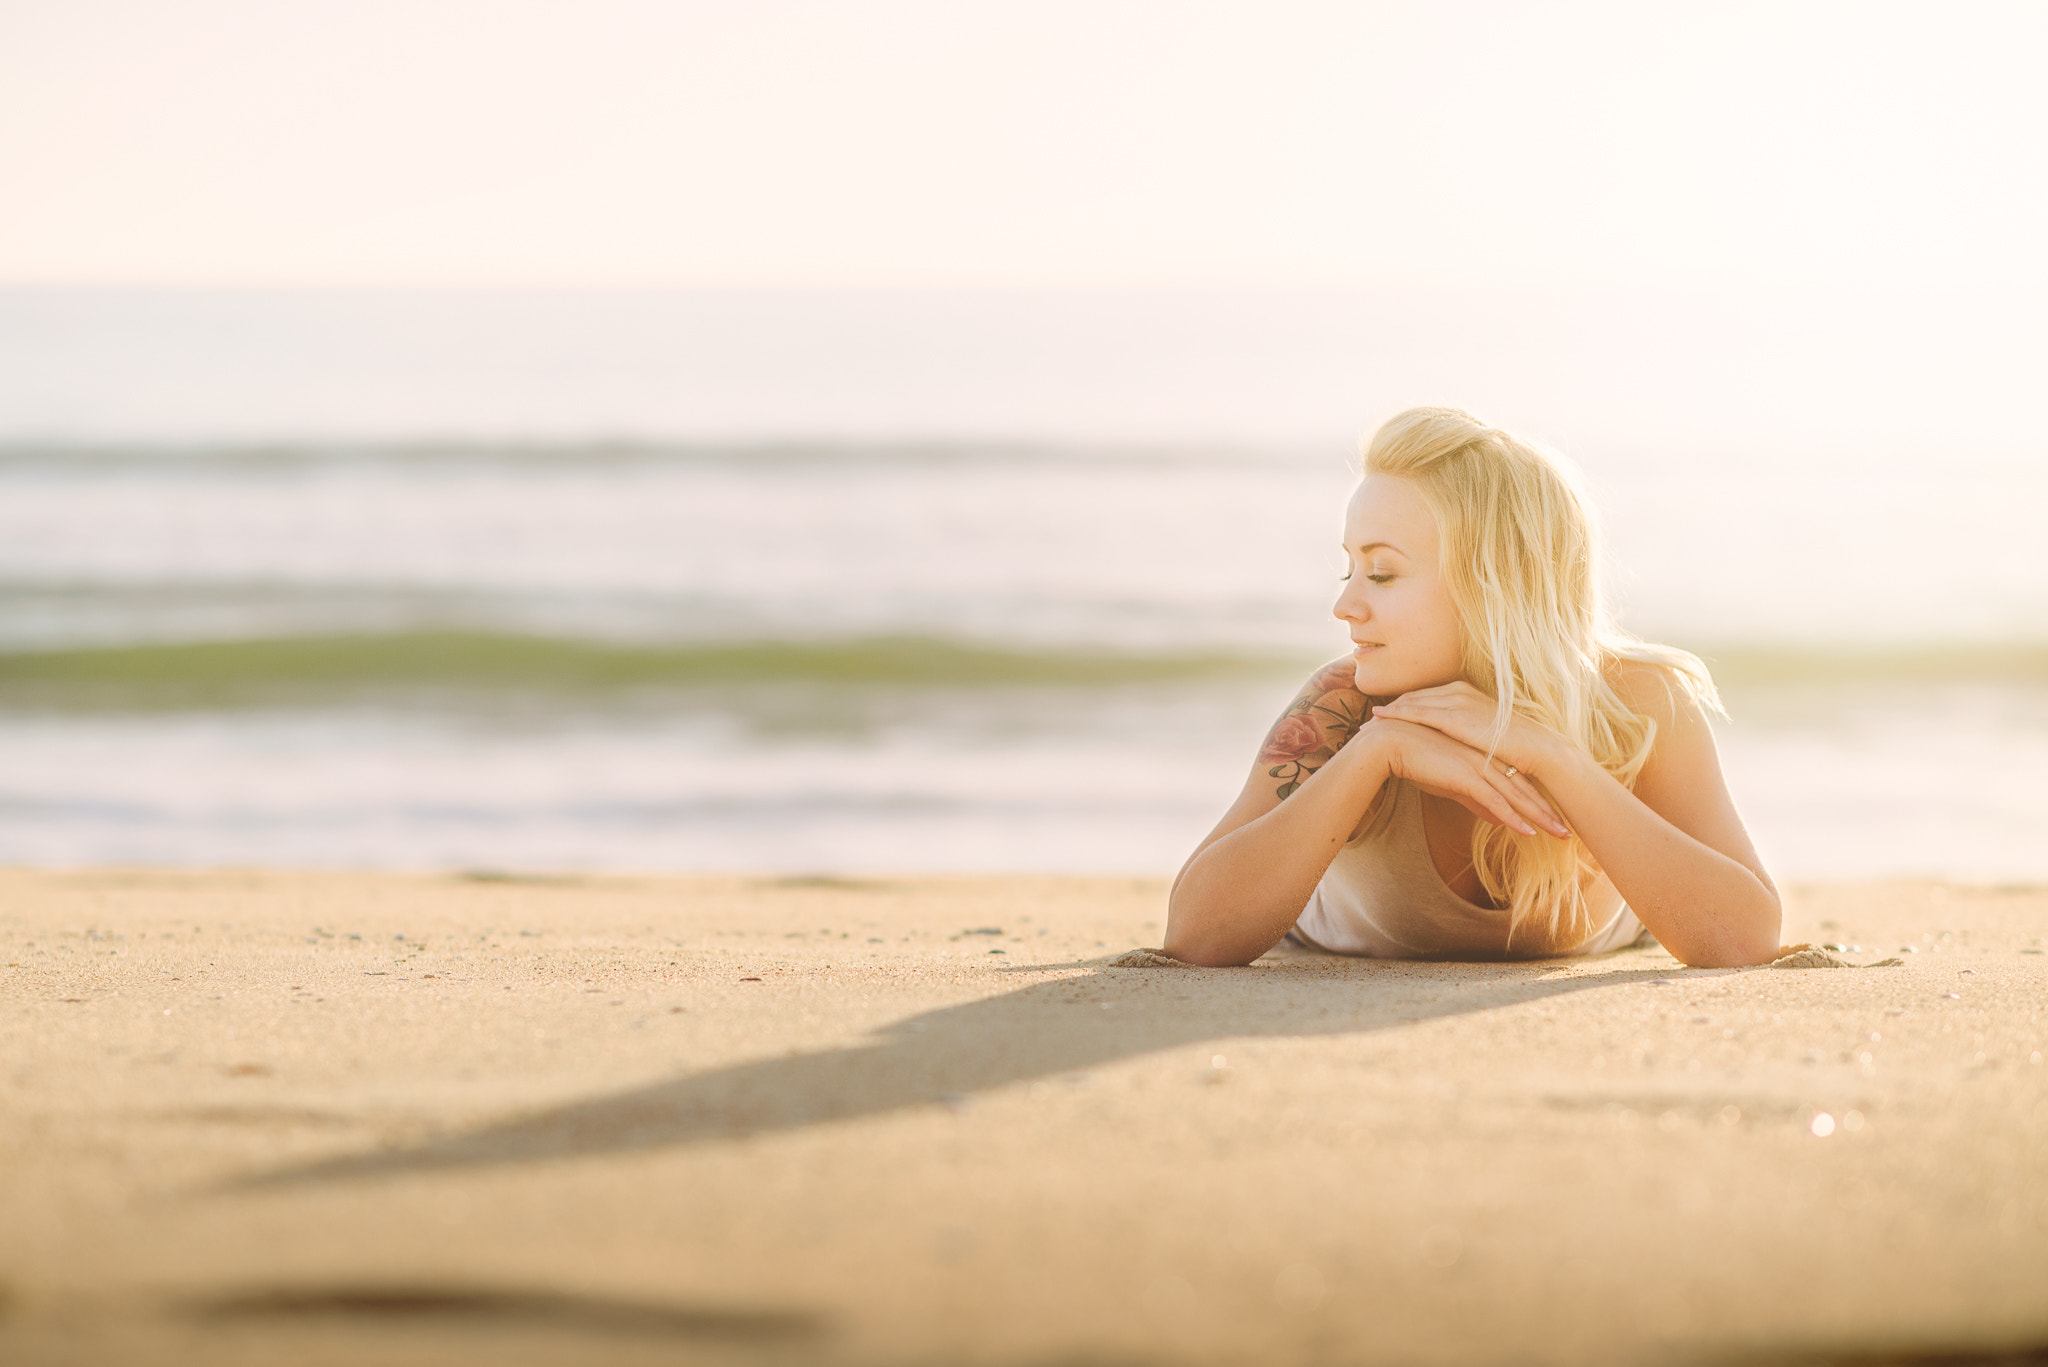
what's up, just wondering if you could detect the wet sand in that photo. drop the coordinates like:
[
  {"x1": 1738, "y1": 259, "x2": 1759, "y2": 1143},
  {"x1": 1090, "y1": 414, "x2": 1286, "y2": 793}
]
[{"x1": 1, "y1": 869, "x2": 2044, "y2": 1366}]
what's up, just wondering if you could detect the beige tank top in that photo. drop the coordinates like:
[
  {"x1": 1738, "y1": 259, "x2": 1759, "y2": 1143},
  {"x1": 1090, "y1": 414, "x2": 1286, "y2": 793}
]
[{"x1": 1291, "y1": 778, "x2": 1650, "y2": 960}]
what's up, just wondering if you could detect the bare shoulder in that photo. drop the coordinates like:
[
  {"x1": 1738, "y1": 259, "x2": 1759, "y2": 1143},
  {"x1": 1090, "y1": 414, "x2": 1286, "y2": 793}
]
[
  {"x1": 1602, "y1": 656, "x2": 1707, "y2": 731},
  {"x1": 1600, "y1": 653, "x2": 1773, "y2": 898},
  {"x1": 1265, "y1": 657, "x2": 1369, "y2": 740},
  {"x1": 1295, "y1": 656, "x2": 1367, "y2": 707},
  {"x1": 1250, "y1": 657, "x2": 1370, "y2": 799}
]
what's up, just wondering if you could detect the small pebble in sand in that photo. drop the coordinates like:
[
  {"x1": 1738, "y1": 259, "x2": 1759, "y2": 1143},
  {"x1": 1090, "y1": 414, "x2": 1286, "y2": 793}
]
[{"x1": 1944, "y1": 992, "x2": 1961, "y2": 999}]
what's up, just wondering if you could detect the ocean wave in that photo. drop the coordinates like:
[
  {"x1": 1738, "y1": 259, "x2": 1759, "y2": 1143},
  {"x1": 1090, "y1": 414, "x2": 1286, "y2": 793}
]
[
  {"x1": 0, "y1": 631, "x2": 1309, "y2": 709},
  {"x1": 0, "y1": 630, "x2": 2042, "y2": 712}
]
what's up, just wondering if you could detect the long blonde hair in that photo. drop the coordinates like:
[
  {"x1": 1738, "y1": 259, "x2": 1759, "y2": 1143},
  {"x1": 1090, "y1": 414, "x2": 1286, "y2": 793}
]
[{"x1": 1363, "y1": 406, "x2": 1719, "y2": 953}]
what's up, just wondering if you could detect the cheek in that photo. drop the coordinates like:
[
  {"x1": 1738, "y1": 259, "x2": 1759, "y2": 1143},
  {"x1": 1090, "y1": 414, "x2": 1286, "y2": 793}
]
[
  {"x1": 1406, "y1": 590, "x2": 1464, "y2": 673},
  {"x1": 1428, "y1": 607, "x2": 1464, "y2": 669},
  {"x1": 1431, "y1": 623, "x2": 1464, "y2": 672}
]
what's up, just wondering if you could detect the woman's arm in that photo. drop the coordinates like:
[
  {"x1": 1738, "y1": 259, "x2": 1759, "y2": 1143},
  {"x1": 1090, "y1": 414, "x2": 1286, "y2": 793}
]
[
  {"x1": 1369, "y1": 665, "x2": 1781, "y2": 968},
  {"x1": 1164, "y1": 661, "x2": 1568, "y2": 967}
]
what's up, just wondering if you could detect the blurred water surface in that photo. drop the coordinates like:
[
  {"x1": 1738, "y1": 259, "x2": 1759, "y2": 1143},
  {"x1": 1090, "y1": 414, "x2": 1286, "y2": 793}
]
[{"x1": 3, "y1": 290, "x2": 2044, "y2": 879}]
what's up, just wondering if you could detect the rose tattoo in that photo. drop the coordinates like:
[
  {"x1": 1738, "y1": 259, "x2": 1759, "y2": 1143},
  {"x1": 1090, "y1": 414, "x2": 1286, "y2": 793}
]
[{"x1": 1258, "y1": 674, "x2": 1368, "y2": 800}]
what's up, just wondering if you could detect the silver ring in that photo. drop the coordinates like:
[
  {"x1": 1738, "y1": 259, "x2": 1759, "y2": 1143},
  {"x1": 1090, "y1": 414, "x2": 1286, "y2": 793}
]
[{"x1": 1502, "y1": 765, "x2": 1519, "y2": 779}]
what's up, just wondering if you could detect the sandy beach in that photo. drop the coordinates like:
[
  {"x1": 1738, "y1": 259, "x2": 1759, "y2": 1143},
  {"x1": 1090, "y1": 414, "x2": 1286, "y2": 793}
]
[{"x1": 2, "y1": 869, "x2": 2044, "y2": 1366}]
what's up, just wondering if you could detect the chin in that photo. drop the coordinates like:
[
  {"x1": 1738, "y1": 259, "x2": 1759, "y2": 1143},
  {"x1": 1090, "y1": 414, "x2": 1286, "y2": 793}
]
[
  {"x1": 1348, "y1": 654, "x2": 1400, "y2": 692},
  {"x1": 1354, "y1": 659, "x2": 1452, "y2": 699}
]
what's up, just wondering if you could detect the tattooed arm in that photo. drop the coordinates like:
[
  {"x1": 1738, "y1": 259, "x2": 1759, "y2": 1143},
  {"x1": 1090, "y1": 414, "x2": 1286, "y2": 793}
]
[
  {"x1": 1253, "y1": 659, "x2": 1373, "y2": 801},
  {"x1": 1163, "y1": 658, "x2": 1375, "y2": 965},
  {"x1": 1164, "y1": 658, "x2": 1565, "y2": 966}
]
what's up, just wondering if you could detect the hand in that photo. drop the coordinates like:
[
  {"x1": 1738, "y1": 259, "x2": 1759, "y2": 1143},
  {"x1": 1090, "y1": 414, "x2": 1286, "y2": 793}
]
[
  {"x1": 1368, "y1": 681, "x2": 1567, "y2": 779},
  {"x1": 1366, "y1": 717, "x2": 1571, "y2": 838}
]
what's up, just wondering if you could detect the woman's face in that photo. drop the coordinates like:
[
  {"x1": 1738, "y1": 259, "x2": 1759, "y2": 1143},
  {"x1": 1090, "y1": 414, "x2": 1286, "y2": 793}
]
[{"x1": 1333, "y1": 474, "x2": 1465, "y2": 697}]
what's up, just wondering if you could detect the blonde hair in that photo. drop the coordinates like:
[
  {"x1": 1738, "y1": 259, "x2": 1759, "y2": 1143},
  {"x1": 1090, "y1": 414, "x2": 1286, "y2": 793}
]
[{"x1": 1362, "y1": 405, "x2": 1719, "y2": 953}]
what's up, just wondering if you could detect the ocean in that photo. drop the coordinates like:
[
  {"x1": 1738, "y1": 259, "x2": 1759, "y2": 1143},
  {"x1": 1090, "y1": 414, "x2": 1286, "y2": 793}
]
[{"x1": 3, "y1": 288, "x2": 2044, "y2": 879}]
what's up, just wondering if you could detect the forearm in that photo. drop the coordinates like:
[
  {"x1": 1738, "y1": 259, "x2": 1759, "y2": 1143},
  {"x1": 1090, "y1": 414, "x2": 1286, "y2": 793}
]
[
  {"x1": 1537, "y1": 747, "x2": 1780, "y2": 967},
  {"x1": 1165, "y1": 735, "x2": 1392, "y2": 966}
]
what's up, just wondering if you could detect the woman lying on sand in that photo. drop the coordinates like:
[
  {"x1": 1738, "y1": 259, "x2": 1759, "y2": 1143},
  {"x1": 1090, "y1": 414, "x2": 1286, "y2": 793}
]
[{"x1": 1166, "y1": 407, "x2": 1779, "y2": 969}]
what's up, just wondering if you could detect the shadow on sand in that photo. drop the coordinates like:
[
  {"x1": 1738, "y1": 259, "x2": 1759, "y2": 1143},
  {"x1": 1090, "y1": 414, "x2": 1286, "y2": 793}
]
[
  {"x1": 231, "y1": 949, "x2": 1699, "y2": 1190},
  {"x1": 185, "y1": 1283, "x2": 825, "y2": 1343}
]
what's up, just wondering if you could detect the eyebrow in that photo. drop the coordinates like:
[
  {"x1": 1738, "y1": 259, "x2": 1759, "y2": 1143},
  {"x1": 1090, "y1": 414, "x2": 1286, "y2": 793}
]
[{"x1": 1349, "y1": 541, "x2": 1406, "y2": 556}]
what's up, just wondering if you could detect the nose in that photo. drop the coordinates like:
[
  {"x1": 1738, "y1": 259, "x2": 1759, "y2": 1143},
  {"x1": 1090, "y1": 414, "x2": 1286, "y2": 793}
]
[{"x1": 1333, "y1": 576, "x2": 1370, "y2": 626}]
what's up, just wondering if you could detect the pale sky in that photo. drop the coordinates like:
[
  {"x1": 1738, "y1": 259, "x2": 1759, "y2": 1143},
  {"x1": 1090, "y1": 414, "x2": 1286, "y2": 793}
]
[{"x1": 1, "y1": 0, "x2": 2043, "y2": 289}]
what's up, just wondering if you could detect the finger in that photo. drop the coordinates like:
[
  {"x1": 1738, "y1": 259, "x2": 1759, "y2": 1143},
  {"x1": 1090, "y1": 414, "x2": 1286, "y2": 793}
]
[
  {"x1": 1450, "y1": 789, "x2": 1530, "y2": 834},
  {"x1": 1395, "y1": 682, "x2": 1482, "y2": 705},
  {"x1": 1503, "y1": 768, "x2": 1557, "y2": 814},
  {"x1": 1512, "y1": 790, "x2": 1568, "y2": 837},
  {"x1": 1375, "y1": 698, "x2": 1473, "y2": 721},
  {"x1": 1489, "y1": 767, "x2": 1569, "y2": 837},
  {"x1": 1373, "y1": 702, "x2": 1483, "y2": 743},
  {"x1": 1414, "y1": 761, "x2": 1537, "y2": 835},
  {"x1": 1372, "y1": 701, "x2": 1456, "y2": 723},
  {"x1": 1462, "y1": 769, "x2": 1538, "y2": 836}
]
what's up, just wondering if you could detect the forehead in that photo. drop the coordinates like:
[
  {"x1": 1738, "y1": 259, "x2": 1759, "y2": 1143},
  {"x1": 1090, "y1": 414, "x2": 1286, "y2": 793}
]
[{"x1": 1344, "y1": 475, "x2": 1439, "y2": 554}]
